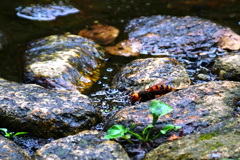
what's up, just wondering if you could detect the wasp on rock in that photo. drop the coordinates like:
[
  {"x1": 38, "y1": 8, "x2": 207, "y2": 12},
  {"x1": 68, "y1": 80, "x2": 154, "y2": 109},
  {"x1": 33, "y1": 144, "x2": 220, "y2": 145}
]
[{"x1": 130, "y1": 82, "x2": 175, "y2": 105}]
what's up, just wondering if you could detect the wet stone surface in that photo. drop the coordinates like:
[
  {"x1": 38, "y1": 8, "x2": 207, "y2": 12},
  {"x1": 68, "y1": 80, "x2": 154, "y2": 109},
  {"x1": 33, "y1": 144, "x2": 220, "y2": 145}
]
[
  {"x1": 34, "y1": 130, "x2": 130, "y2": 160},
  {"x1": 0, "y1": 78, "x2": 102, "y2": 138},
  {"x1": 112, "y1": 57, "x2": 191, "y2": 93},
  {"x1": 16, "y1": 1, "x2": 79, "y2": 21},
  {"x1": 103, "y1": 81, "x2": 240, "y2": 159},
  {"x1": 144, "y1": 117, "x2": 240, "y2": 160},
  {"x1": 24, "y1": 34, "x2": 106, "y2": 93},
  {"x1": 0, "y1": 135, "x2": 30, "y2": 160},
  {"x1": 106, "y1": 15, "x2": 240, "y2": 84},
  {"x1": 104, "y1": 81, "x2": 240, "y2": 141},
  {"x1": 212, "y1": 52, "x2": 240, "y2": 81}
]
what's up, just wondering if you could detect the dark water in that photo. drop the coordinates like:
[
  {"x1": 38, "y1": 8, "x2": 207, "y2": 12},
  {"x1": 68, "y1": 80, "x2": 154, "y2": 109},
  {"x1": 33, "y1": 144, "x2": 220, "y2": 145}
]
[{"x1": 1, "y1": 0, "x2": 240, "y2": 157}]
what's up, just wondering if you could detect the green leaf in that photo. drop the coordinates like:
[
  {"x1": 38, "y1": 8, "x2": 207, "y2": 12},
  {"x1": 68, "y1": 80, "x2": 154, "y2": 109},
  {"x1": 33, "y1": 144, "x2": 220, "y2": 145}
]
[
  {"x1": 150, "y1": 100, "x2": 173, "y2": 117},
  {"x1": 104, "y1": 125, "x2": 128, "y2": 139},
  {"x1": 160, "y1": 124, "x2": 175, "y2": 134},
  {"x1": 14, "y1": 132, "x2": 28, "y2": 137}
]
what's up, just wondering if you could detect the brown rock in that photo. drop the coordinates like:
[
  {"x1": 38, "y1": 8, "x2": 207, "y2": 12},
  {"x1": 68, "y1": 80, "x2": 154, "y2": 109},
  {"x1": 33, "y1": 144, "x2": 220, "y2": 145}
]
[{"x1": 79, "y1": 24, "x2": 119, "y2": 45}]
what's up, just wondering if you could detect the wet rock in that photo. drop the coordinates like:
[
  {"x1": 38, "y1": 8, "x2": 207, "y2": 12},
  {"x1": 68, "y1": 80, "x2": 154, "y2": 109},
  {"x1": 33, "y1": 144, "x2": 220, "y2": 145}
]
[
  {"x1": 112, "y1": 58, "x2": 191, "y2": 93},
  {"x1": 212, "y1": 53, "x2": 240, "y2": 81},
  {"x1": 16, "y1": 1, "x2": 79, "y2": 21},
  {"x1": 0, "y1": 78, "x2": 102, "y2": 138},
  {"x1": 34, "y1": 130, "x2": 130, "y2": 160},
  {"x1": 106, "y1": 15, "x2": 239, "y2": 57},
  {"x1": 79, "y1": 24, "x2": 119, "y2": 45},
  {"x1": 144, "y1": 117, "x2": 240, "y2": 159},
  {"x1": 104, "y1": 81, "x2": 240, "y2": 137},
  {"x1": 24, "y1": 34, "x2": 106, "y2": 93},
  {"x1": 213, "y1": 28, "x2": 240, "y2": 50},
  {"x1": 0, "y1": 135, "x2": 30, "y2": 160}
]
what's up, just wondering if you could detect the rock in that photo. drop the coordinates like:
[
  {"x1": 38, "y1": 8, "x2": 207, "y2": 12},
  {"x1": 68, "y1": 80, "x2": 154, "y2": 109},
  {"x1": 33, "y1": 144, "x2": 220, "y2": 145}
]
[
  {"x1": 106, "y1": 15, "x2": 238, "y2": 57},
  {"x1": 144, "y1": 117, "x2": 240, "y2": 159},
  {"x1": 34, "y1": 130, "x2": 130, "y2": 160},
  {"x1": 24, "y1": 34, "x2": 106, "y2": 93},
  {"x1": 104, "y1": 81, "x2": 240, "y2": 137},
  {"x1": 79, "y1": 24, "x2": 119, "y2": 45},
  {"x1": 112, "y1": 58, "x2": 191, "y2": 93},
  {"x1": 0, "y1": 135, "x2": 30, "y2": 160},
  {"x1": 213, "y1": 28, "x2": 240, "y2": 50},
  {"x1": 0, "y1": 78, "x2": 102, "y2": 138},
  {"x1": 212, "y1": 53, "x2": 240, "y2": 80},
  {"x1": 16, "y1": 1, "x2": 79, "y2": 21}
]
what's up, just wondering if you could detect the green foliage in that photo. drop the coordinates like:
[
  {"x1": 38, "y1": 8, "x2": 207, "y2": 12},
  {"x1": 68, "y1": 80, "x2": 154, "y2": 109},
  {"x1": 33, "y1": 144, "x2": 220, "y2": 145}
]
[
  {"x1": 104, "y1": 100, "x2": 181, "y2": 143},
  {"x1": 0, "y1": 128, "x2": 28, "y2": 140}
]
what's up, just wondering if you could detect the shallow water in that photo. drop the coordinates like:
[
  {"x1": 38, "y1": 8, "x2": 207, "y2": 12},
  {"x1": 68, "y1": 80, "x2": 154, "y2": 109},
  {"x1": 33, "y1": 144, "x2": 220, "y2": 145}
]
[{"x1": 1, "y1": 0, "x2": 240, "y2": 157}]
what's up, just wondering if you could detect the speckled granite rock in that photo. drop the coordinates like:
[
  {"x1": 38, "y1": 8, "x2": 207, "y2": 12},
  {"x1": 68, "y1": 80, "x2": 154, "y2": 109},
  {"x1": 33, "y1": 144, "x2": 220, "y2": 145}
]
[
  {"x1": 24, "y1": 34, "x2": 106, "y2": 93},
  {"x1": 144, "y1": 118, "x2": 240, "y2": 160},
  {"x1": 212, "y1": 53, "x2": 240, "y2": 81},
  {"x1": 0, "y1": 78, "x2": 102, "y2": 138},
  {"x1": 0, "y1": 135, "x2": 30, "y2": 160},
  {"x1": 105, "y1": 81, "x2": 240, "y2": 137},
  {"x1": 34, "y1": 130, "x2": 130, "y2": 160},
  {"x1": 106, "y1": 15, "x2": 240, "y2": 57},
  {"x1": 112, "y1": 58, "x2": 191, "y2": 93}
]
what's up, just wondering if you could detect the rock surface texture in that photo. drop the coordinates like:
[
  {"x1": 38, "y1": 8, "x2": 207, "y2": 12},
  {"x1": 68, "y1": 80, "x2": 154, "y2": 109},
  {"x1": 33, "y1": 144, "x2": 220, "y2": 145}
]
[
  {"x1": 112, "y1": 57, "x2": 191, "y2": 93},
  {"x1": 212, "y1": 53, "x2": 240, "y2": 80},
  {"x1": 0, "y1": 78, "x2": 102, "y2": 138},
  {"x1": 106, "y1": 15, "x2": 240, "y2": 57},
  {"x1": 0, "y1": 135, "x2": 30, "y2": 160},
  {"x1": 34, "y1": 130, "x2": 130, "y2": 160},
  {"x1": 24, "y1": 34, "x2": 106, "y2": 92}
]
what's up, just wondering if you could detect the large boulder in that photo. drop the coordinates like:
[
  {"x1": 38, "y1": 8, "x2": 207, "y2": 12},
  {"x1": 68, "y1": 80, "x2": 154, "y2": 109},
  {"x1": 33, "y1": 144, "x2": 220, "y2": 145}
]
[
  {"x1": 34, "y1": 130, "x2": 130, "y2": 160},
  {"x1": 0, "y1": 78, "x2": 102, "y2": 138},
  {"x1": 24, "y1": 34, "x2": 106, "y2": 93},
  {"x1": 104, "y1": 81, "x2": 240, "y2": 137},
  {"x1": 106, "y1": 15, "x2": 240, "y2": 57},
  {"x1": 0, "y1": 135, "x2": 30, "y2": 160}
]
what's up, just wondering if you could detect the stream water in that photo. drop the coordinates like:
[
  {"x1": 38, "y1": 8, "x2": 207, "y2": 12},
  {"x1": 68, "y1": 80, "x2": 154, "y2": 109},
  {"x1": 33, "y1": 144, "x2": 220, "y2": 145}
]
[{"x1": 1, "y1": 0, "x2": 240, "y2": 157}]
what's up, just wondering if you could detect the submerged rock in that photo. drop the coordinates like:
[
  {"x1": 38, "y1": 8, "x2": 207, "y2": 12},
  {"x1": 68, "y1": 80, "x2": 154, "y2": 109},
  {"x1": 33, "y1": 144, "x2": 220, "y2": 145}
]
[
  {"x1": 79, "y1": 24, "x2": 119, "y2": 45},
  {"x1": 0, "y1": 135, "x2": 30, "y2": 160},
  {"x1": 106, "y1": 15, "x2": 240, "y2": 57},
  {"x1": 212, "y1": 53, "x2": 240, "y2": 81},
  {"x1": 144, "y1": 117, "x2": 240, "y2": 159},
  {"x1": 0, "y1": 78, "x2": 102, "y2": 138},
  {"x1": 16, "y1": 1, "x2": 79, "y2": 21},
  {"x1": 34, "y1": 130, "x2": 130, "y2": 160},
  {"x1": 24, "y1": 34, "x2": 106, "y2": 93},
  {"x1": 104, "y1": 81, "x2": 240, "y2": 137},
  {"x1": 112, "y1": 58, "x2": 191, "y2": 93}
]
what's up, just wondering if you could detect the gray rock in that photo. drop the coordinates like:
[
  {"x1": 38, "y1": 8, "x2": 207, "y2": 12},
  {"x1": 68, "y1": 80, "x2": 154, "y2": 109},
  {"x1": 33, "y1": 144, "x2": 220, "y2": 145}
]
[
  {"x1": 16, "y1": 1, "x2": 79, "y2": 21},
  {"x1": 34, "y1": 130, "x2": 130, "y2": 160},
  {"x1": 0, "y1": 78, "x2": 102, "y2": 138},
  {"x1": 0, "y1": 135, "x2": 30, "y2": 160},
  {"x1": 106, "y1": 15, "x2": 240, "y2": 57},
  {"x1": 104, "y1": 81, "x2": 240, "y2": 137},
  {"x1": 24, "y1": 34, "x2": 106, "y2": 93},
  {"x1": 112, "y1": 58, "x2": 191, "y2": 92},
  {"x1": 212, "y1": 53, "x2": 240, "y2": 80},
  {"x1": 144, "y1": 118, "x2": 240, "y2": 160}
]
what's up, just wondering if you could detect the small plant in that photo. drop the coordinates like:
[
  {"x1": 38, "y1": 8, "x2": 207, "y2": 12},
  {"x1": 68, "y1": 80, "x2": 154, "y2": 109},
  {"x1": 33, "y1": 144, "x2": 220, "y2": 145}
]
[
  {"x1": 0, "y1": 128, "x2": 28, "y2": 140},
  {"x1": 104, "y1": 100, "x2": 181, "y2": 143}
]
